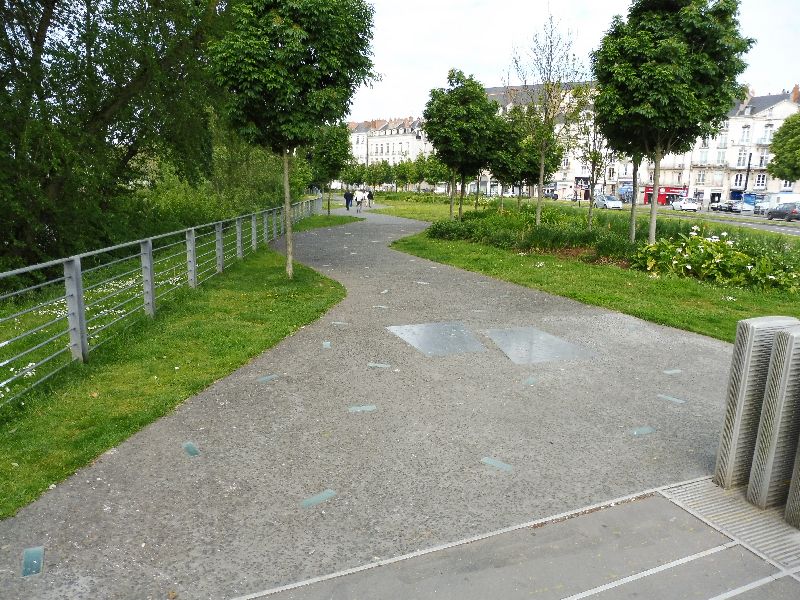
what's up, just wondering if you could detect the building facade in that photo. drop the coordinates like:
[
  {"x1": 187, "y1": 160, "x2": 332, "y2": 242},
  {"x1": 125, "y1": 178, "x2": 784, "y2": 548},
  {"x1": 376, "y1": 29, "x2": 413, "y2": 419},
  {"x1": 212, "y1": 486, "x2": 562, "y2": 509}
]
[
  {"x1": 349, "y1": 85, "x2": 800, "y2": 201},
  {"x1": 348, "y1": 117, "x2": 432, "y2": 166}
]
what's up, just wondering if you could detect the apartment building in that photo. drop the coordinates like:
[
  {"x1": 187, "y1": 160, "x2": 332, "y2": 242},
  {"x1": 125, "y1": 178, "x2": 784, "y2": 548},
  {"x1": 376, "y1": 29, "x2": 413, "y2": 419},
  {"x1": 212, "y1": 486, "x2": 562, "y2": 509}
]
[{"x1": 348, "y1": 117, "x2": 432, "y2": 166}]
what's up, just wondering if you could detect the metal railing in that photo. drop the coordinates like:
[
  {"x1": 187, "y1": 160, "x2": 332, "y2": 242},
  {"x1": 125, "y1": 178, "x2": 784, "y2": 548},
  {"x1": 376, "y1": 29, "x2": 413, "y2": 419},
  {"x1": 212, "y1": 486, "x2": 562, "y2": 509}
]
[{"x1": 0, "y1": 198, "x2": 322, "y2": 408}]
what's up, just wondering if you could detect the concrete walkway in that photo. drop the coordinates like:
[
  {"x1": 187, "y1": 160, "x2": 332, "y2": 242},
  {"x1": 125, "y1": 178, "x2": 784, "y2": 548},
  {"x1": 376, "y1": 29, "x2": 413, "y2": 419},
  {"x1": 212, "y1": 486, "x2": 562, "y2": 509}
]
[{"x1": 1, "y1": 206, "x2": 796, "y2": 598}]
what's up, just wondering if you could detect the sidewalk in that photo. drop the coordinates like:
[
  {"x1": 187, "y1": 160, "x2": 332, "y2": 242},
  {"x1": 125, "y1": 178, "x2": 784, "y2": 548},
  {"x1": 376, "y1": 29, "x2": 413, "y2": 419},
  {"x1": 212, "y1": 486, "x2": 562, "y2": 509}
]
[{"x1": 1, "y1": 206, "x2": 795, "y2": 599}]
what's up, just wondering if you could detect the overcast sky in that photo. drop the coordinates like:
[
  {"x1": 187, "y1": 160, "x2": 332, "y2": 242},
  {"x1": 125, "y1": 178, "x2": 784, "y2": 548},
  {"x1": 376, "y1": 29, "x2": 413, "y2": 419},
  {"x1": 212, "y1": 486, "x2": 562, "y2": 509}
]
[{"x1": 347, "y1": 0, "x2": 798, "y2": 122}]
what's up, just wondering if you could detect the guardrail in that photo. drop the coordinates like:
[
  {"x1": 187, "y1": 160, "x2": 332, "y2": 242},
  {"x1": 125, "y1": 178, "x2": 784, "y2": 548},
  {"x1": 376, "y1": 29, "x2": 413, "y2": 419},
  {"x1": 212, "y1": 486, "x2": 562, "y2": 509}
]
[{"x1": 0, "y1": 198, "x2": 322, "y2": 409}]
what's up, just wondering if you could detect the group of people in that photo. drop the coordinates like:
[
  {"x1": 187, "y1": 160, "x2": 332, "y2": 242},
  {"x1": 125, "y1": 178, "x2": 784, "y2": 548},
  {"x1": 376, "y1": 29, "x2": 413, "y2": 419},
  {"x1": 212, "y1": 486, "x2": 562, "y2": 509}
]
[{"x1": 343, "y1": 189, "x2": 373, "y2": 213}]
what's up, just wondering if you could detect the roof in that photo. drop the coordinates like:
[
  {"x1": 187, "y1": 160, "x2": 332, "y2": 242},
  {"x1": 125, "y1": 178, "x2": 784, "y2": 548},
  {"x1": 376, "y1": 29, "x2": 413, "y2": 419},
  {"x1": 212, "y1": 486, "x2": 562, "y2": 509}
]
[{"x1": 729, "y1": 92, "x2": 792, "y2": 117}]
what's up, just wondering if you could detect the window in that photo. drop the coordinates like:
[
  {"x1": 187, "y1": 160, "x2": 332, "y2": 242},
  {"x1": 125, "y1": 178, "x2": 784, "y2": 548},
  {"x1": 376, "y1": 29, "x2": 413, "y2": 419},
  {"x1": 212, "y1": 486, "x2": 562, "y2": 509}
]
[
  {"x1": 717, "y1": 150, "x2": 726, "y2": 164},
  {"x1": 608, "y1": 167, "x2": 615, "y2": 179},
  {"x1": 696, "y1": 171, "x2": 706, "y2": 184},
  {"x1": 755, "y1": 173, "x2": 766, "y2": 188},
  {"x1": 561, "y1": 156, "x2": 569, "y2": 169},
  {"x1": 700, "y1": 138, "x2": 709, "y2": 149},
  {"x1": 698, "y1": 150, "x2": 708, "y2": 164},
  {"x1": 677, "y1": 172, "x2": 682, "y2": 184},
  {"x1": 762, "y1": 124, "x2": 773, "y2": 144},
  {"x1": 741, "y1": 125, "x2": 750, "y2": 143},
  {"x1": 721, "y1": 121, "x2": 729, "y2": 131},
  {"x1": 784, "y1": 180, "x2": 795, "y2": 190},
  {"x1": 759, "y1": 149, "x2": 769, "y2": 168},
  {"x1": 623, "y1": 163, "x2": 629, "y2": 176},
  {"x1": 737, "y1": 147, "x2": 748, "y2": 167},
  {"x1": 717, "y1": 133, "x2": 727, "y2": 149},
  {"x1": 734, "y1": 173, "x2": 744, "y2": 187}
]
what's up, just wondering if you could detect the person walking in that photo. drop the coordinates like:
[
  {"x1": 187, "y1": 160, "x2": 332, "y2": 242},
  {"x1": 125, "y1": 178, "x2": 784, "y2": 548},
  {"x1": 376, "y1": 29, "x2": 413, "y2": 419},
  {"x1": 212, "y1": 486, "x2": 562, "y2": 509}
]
[
  {"x1": 367, "y1": 189, "x2": 374, "y2": 208},
  {"x1": 355, "y1": 189, "x2": 364, "y2": 213},
  {"x1": 344, "y1": 189, "x2": 353, "y2": 211}
]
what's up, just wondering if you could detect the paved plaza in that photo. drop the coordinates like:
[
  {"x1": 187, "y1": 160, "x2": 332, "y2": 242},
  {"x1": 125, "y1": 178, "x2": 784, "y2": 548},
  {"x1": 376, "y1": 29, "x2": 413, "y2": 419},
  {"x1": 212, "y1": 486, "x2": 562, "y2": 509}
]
[{"x1": 1, "y1": 207, "x2": 798, "y2": 599}]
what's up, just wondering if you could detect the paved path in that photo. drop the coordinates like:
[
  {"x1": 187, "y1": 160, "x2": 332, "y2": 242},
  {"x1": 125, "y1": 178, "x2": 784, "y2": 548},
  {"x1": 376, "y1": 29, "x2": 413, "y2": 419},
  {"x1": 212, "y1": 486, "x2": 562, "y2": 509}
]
[{"x1": 2, "y1": 207, "x2": 791, "y2": 599}]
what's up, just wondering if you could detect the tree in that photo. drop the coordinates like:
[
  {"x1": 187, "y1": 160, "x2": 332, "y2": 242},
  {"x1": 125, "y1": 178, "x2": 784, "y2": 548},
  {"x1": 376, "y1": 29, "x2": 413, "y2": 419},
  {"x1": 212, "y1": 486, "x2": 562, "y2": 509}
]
[
  {"x1": 592, "y1": 0, "x2": 752, "y2": 244},
  {"x1": 394, "y1": 160, "x2": 413, "y2": 191},
  {"x1": 210, "y1": 0, "x2": 374, "y2": 277},
  {"x1": 308, "y1": 123, "x2": 353, "y2": 215},
  {"x1": 424, "y1": 153, "x2": 451, "y2": 194},
  {"x1": 424, "y1": 70, "x2": 503, "y2": 220},
  {"x1": 768, "y1": 113, "x2": 800, "y2": 183},
  {"x1": 412, "y1": 152, "x2": 428, "y2": 192},
  {"x1": 512, "y1": 14, "x2": 585, "y2": 225},
  {"x1": 1, "y1": 0, "x2": 222, "y2": 267},
  {"x1": 573, "y1": 99, "x2": 618, "y2": 230}
]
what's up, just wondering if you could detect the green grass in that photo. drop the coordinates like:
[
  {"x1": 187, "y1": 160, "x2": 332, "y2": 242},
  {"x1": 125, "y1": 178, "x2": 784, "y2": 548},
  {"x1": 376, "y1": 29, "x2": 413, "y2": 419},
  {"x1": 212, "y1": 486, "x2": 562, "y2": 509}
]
[
  {"x1": 392, "y1": 233, "x2": 800, "y2": 344},
  {"x1": 372, "y1": 198, "x2": 486, "y2": 222},
  {"x1": 293, "y1": 214, "x2": 362, "y2": 232},
  {"x1": 0, "y1": 249, "x2": 345, "y2": 519}
]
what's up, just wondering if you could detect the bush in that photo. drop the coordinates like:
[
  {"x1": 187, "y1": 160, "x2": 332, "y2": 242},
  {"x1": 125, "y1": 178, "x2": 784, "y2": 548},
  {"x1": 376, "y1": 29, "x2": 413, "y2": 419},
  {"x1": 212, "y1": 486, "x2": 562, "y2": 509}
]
[
  {"x1": 633, "y1": 226, "x2": 800, "y2": 291},
  {"x1": 426, "y1": 205, "x2": 800, "y2": 291}
]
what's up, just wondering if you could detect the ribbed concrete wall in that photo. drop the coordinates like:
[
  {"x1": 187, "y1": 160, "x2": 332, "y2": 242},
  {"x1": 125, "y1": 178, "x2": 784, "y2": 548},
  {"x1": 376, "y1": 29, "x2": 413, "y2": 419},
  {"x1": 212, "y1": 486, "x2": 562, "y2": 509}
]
[
  {"x1": 714, "y1": 316, "x2": 799, "y2": 490},
  {"x1": 747, "y1": 325, "x2": 800, "y2": 509}
]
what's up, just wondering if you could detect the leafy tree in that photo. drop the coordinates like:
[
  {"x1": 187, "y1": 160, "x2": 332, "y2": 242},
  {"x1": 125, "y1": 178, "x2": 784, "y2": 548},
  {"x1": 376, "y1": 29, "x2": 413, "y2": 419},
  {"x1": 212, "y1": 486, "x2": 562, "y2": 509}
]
[
  {"x1": 592, "y1": 0, "x2": 752, "y2": 243},
  {"x1": 412, "y1": 152, "x2": 427, "y2": 192},
  {"x1": 768, "y1": 113, "x2": 800, "y2": 183},
  {"x1": 308, "y1": 123, "x2": 353, "y2": 214},
  {"x1": 210, "y1": 0, "x2": 374, "y2": 277},
  {"x1": 394, "y1": 160, "x2": 413, "y2": 191},
  {"x1": 424, "y1": 153, "x2": 452, "y2": 193},
  {"x1": 512, "y1": 14, "x2": 585, "y2": 225},
  {"x1": 424, "y1": 69, "x2": 503, "y2": 219},
  {"x1": 1, "y1": 0, "x2": 221, "y2": 267},
  {"x1": 340, "y1": 160, "x2": 366, "y2": 188},
  {"x1": 573, "y1": 98, "x2": 619, "y2": 230}
]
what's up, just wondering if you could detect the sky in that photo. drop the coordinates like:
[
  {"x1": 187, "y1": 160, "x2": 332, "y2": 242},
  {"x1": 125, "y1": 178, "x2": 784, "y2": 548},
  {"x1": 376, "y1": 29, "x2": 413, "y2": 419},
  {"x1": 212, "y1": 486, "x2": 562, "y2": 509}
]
[{"x1": 346, "y1": 0, "x2": 799, "y2": 122}]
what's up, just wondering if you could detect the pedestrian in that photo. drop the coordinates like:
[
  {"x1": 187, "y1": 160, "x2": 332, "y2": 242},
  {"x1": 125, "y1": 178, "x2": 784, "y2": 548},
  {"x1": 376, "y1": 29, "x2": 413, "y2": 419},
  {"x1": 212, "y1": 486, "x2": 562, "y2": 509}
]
[
  {"x1": 355, "y1": 189, "x2": 364, "y2": 213},
  {"x1": 367, "y1": 189, "x2": 374, "y2": 208},
  {"x1": 344, "y1": 189, "x2": 353, "y2": 211}
]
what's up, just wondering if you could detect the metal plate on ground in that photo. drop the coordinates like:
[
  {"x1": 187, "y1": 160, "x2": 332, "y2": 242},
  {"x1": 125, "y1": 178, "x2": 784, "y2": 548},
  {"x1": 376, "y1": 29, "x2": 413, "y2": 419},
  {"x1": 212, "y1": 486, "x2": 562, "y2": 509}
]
[
  {"x1": 484, "y1": 326, "x2": 593, "y2": 365},
  {"x1": 387, "y1": 322, "x2": 487, "y2": 357},
  {"x1": 663, "y1": 477, "x2": 800, "y2": 569}
]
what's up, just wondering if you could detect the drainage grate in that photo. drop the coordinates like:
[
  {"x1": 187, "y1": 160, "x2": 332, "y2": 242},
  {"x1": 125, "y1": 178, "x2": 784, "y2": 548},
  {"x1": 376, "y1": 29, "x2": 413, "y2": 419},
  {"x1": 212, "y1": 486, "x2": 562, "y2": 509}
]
[
  {"x1": 748, "y1": 325, "x2": 800, "y2": 509},
  {"x1": 713, "y1": 316, "x2": 799, "y2": 489},
  {"x1": 662, "y1": 477, "x2": 800, "y2": 569}
]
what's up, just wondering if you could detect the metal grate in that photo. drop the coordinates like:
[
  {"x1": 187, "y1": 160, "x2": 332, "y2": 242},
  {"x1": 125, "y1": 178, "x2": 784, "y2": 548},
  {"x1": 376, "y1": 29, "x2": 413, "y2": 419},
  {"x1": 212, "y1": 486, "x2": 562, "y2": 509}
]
[
  {"x1": 748, "y1": 325, "x2": 800, "y2": 509},
  {"x1": 663, "y1": 477, "x2": 800, "y2": 568},
  {"x1": 714, "y1": 316, "x2": 799, "y2": 489}
]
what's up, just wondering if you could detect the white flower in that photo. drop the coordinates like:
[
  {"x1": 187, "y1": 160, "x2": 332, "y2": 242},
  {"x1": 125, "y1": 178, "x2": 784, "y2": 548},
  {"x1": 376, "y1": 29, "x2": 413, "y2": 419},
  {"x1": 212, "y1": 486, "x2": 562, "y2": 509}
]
[
  {"x1": 685, "y1": 265, "x2": 692, "y2": 270},
  {"x1": 768, "y1": 275, "x2": 776, "y2": 280},
  {"x1": 721, "y1": 232, "x2": 728, "y2": 237},
  {"x1": 691, "y1": 225, "x2": 700, "y2": 231},
  {"x1": 689, "y1": 231, "x2": 698, "y2": 237},
  {"x1": 746, "y1": 265, "x2": 753, "y2": 271}
]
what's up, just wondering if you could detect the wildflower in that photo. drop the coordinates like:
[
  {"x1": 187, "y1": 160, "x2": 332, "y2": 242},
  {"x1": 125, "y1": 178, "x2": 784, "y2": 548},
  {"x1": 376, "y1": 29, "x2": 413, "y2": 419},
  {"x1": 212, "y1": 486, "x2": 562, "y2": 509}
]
[
  {"x1": 685, "y1": 265, "x2": 692, "y2": 270},
  {"x1": 690, "y1": 231, "x2": 698, "y2": 237},
  {"x1": 721, "y1": 232, "x2": 728, "y2": 237},
  {"x1": 746, "y1": 265, "x2": 753, "y2": 271},
  {"x1": 691, "y1": 225, "x2": 700, "y2": 231}
]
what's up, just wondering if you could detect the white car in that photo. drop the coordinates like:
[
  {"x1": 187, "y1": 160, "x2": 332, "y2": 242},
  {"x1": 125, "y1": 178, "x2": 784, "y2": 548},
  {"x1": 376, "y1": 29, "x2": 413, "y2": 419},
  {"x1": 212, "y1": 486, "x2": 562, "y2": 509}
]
[
  {"x1": 594, "y1": 195, "x2": 623, "y2": 209},
  {"x1": 671, "y1": 198, "x2": 698, "y2": 212}
]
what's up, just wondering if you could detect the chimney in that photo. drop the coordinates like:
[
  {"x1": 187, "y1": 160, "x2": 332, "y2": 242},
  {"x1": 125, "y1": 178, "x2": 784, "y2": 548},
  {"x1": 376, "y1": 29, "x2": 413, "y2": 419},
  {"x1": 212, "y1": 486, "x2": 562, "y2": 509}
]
[{"x1": 792, "y1": 84, "x2": 800, "y2": 104}]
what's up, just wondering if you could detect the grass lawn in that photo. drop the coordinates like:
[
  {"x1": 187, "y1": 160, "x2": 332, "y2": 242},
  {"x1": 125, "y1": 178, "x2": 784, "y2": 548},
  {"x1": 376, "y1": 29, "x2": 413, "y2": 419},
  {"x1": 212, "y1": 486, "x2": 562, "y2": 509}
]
[
  {"x1": 392, "y1": 233, "x2": 800, "y2": 344},
  {"x1": 372, "y1": 198, "x2": 485, "y2": 222},
  {"x1": 0, "y1": 247, "x2": 345, "y2": 518},
  {"x1": 293, "y1": 214, "x2": 362, "y2": 231}
]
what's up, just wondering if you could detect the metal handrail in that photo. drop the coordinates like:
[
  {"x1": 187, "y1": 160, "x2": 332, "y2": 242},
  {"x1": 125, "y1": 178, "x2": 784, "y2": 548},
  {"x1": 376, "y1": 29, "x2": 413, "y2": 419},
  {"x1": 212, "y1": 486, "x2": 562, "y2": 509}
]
[{"x1": 0, "y1": 197, "x2": 323, "y2": 408}]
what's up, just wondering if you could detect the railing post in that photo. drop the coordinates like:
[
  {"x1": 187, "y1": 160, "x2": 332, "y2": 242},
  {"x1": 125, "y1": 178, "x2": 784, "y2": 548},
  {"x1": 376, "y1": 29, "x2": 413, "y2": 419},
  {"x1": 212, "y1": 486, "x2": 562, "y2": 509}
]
[
  {"x1": 271, "y1": 209, "x2": 277, "y2": 240},
  {"x1": 215, "y1": 223, "x2": 224, "y2": 273},
  {"x1": 64, "y1": 257, "x2": 89, "y2": 363},
  {"x1": 186, "y1": 229, "x2": 197, "y2": 288},
  {"x1": 262, "y1": 212, "x2": 268, "y2": 244},
  {"x1": 280, "y1": 209, "x2": 284, "y2": 235},
  {"x1": 140, "y1": 239, "x2": 155, "y2": 317},
  {"x1": 251, "y1": 214, "x2": 258, "y2": 251},
  {"x1": 236, "y1": 217, "x2": 243, "y2": 259}
]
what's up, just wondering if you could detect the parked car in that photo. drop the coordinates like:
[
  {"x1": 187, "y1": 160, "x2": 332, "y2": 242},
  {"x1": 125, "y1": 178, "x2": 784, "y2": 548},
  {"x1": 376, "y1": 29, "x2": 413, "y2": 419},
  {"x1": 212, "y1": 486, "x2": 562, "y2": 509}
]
[
  {"x1": 544, "y1": 191, "x2": 559, "y2": 199},
  {"x1": 671, "y1": 198, "x2": 698, "y2": 212},
  {"x1": 732, "y1": 201, "x2": 754, "y2": 214},
  {"x1": 594, "y1": 195, "x2": 623, "y2": 209},
  {"x1": 766, "y1": 202, "x2": 800, "y2": 221}
]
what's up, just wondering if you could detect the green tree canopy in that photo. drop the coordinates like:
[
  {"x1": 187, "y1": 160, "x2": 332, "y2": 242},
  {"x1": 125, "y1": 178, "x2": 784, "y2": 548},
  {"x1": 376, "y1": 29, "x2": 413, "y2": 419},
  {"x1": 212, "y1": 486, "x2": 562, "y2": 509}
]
[
  {"x1": 592, "y1": 0, "x2": 752, "y2": 243},
  {"x1": 1, "y1": 0, "x2": 221, "y2": 267},
  {"x1": 307, "y1": 122, "x2": 353, "y2": 213},
  {"x1": 423, "y1": 69, "x2": 503, "y2": 219},
  {"x1": 768, "y1": 113, "x2": 800, "y2": 183},
  {"x1": 210, "y1": 0, "x2": 375, "y2": 276}
]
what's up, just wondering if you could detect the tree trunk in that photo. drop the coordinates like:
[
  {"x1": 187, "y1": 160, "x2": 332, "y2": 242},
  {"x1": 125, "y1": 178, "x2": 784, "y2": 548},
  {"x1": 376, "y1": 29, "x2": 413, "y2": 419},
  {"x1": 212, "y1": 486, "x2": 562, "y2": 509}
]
[
  {"x1": 587, "y1": 173, "x2": 595, "y2": 232},
  {"x1": 327, "y1": 184, "x2": 331, "y2": 216},
  {"x1": 629, "y1": 159, "x2": 639, "y2": 243},
  {"x1": 283, "y1": 149, "x2": 294, "y2": 279},
  {"x1": 474, "y1": 174, "x2": 480, "y2": 210},
  {"x1": 536, "y1": 154, "x2": 546, "y2": 226},
  {"x1": 648, "y1": 150, "x2": 662, "y2": 244},
  {"x1": 449, "y1": 172, "x2": 456, "y2": 219},
  {"x1": 459, "y1": 175, "x2": 465, "y2": 221},
  {"x1": 517, "y1": 183, "x2": 522, "y2": 210}
]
